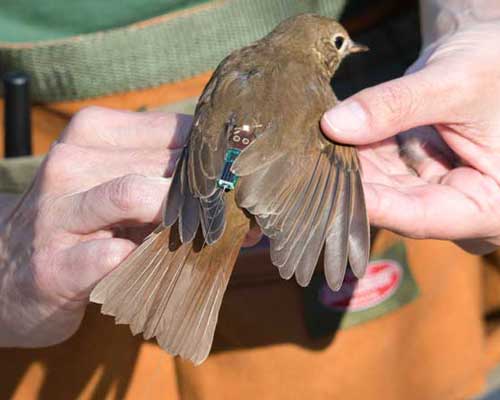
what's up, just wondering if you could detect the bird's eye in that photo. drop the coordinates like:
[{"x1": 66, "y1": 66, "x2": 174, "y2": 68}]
[{"x1": 334, "y1": 35, "x2": 345, "y2": 50}]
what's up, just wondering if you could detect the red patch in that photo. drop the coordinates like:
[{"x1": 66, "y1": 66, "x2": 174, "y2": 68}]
[{"x1": 319, "y1": 260, "x2": 403, "y2": 312}]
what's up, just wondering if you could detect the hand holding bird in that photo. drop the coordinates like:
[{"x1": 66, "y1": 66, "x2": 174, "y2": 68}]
[{"x1": 322, "y1": 11, "x2": 500, "y2": 255}]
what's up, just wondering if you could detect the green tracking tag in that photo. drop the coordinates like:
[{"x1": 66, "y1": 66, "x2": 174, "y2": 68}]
[{"x1": 217, "y1": 148, "x2": 241, "y2": 191}]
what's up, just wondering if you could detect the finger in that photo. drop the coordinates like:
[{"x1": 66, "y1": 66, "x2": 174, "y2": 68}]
[
  {"x1": 357, "y1": 140, "x2": 425, "y2": 187},
  {"x1": 364, "y1": 179, "x2": 492, "y2": 240},
  {"x1": 358, "y1": 138, "x2": 412, "y2": 176},
  {"x1": 80, "y1": 147, "x2": 181, "y2": 182},
  {"x1": 43, "y1": 142, "x2": 181, "y2": 193},
  {"x1": 321, "y1": 65, "x2": 456, "y2": 145},
  {"x1": 60, "y1": 107, "x2": 192, "y2": 149},
  {"x1": 54, "y1": 238, "x2": 136, "y2": 300},
  {"x1": 440, "y1": 128, "x2": 500, "y2": 185},
  {"x1": 359, "y1": 156, "x2": 423, "y2": 187},
  {"x1": 57, "y1": 174, "x2": 170, "y2": 234}
]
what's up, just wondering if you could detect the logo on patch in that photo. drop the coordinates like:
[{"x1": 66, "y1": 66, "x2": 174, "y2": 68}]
[{"x1": 319, "y1": 260, "x2": 403, "y2": 312}]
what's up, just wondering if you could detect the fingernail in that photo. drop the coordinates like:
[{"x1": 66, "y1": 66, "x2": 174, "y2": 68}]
[{"x1": 323, "y1": 100, "x2": 367, "y2": 135}]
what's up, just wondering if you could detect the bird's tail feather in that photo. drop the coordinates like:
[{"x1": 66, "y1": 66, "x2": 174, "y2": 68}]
[{"x1": 90, "y1": 221, "x2": 246, "y2": 365}]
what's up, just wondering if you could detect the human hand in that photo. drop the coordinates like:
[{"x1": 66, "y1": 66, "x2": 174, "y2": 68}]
[
  {"x1": 321, "y1": 16, "x2": 500, "y2": 254},
  {"x1": 0, "y1": 107, "x2": 195, "y2": 347}
]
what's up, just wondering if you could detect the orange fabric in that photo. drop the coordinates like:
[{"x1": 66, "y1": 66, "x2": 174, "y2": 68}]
[
  {"x1": 46, "y1": 71, "x2": 213, "y2": 117},
  {"x1": 188, "y1": 233, "x2": 486, "y2": 400},
  {"x1": 483, "y1": 251, "x2": 500, "y2": 371},
  {"x1": 0, "y1": 75, "x2": 499, "y2": 399},
  {"x1": 0, "y1": 232, "x2": 489, "y2": 400}
]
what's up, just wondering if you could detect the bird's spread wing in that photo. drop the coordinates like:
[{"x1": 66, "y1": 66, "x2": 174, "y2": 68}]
[
  {"x1": 164, "y1": 52, "x2": 369, "y2": 289},
  {"x1": 234, "y1": 123, "x2": 369, "y2": 289},
  {"x1": 232, "y1": 72, "x2": 370, "y2": 289},
  {"x1": 164, "y1": 57, "x2": 239, "y2": 244}
]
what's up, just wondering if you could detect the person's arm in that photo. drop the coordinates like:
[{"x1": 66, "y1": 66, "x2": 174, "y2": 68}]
[{"x1": 320, "y1": 0, "x2": 500, "y2": 254}]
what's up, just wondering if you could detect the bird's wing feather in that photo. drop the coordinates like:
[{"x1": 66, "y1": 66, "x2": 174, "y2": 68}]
[
  {"x1": 165, "y1": 45, "x2": 281, "y2": 244},
  {"x1": 164, "y1": 51, "x2": 254, "y2": 243},
  {"x1": 234, "y1": 77, "x2": 370, "y2": 290}
]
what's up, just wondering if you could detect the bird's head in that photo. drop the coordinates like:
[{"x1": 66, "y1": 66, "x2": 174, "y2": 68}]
[{"x1": 268, "y1": 14, "x2": 368, "y2": 76}]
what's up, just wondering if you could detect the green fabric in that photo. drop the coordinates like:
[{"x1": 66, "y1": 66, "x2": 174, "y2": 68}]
[
  {"x1": 0, "y1": 0, "x2": 210, "y2": 43},
  {"x1": 0, "y1": 156, "x2": 43, "y2": 193},
  {"x1": 0, "y1": 0, "x2": 346, "y2": 102}
]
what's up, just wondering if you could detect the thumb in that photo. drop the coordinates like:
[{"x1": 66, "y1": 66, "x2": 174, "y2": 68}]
[{"x1": 321, "y1": 66, "x2": 454, "y2": 145}]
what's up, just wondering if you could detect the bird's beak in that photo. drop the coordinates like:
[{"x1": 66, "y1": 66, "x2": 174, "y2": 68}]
[{"x1": 348, "y1": 41, "x2": 369, "y2": 54}]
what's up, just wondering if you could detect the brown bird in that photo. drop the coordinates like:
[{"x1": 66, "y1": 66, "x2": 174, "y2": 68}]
[{"x1": 91, "y1": 14, "x2": 370, "y2": 365}]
